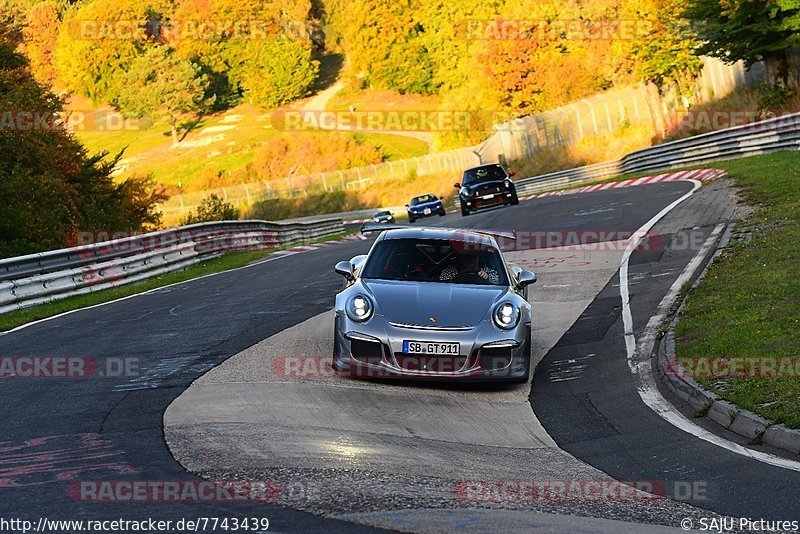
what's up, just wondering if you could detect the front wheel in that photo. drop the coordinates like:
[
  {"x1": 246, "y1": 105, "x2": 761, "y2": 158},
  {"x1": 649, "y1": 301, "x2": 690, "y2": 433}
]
[
  {"x1": 408, "y1": 217, "x2": 416, "y2": 223},
  {"x1": 438, "y1": 210, "x2": 446, "y2": 216},
  {"x1": 510, "y1": 191, "x2": 520, "y2": 205},
  {"x1": 461, "y1": 207, "x2": 470, "y2": 216}
]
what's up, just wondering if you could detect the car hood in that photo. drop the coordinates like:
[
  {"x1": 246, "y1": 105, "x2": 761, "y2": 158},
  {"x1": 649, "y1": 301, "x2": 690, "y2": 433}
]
[
  {"x1": 362, "y1": 279, "x2": 506, "y2": 328},
  {"x1": 463, "y1": 179, "x2": 506, "y2": 191}
]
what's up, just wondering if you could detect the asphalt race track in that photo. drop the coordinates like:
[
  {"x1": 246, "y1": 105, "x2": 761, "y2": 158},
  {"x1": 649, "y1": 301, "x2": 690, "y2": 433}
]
[{"x1": 2, "y1": 179, "x2": 799, "y2": 532}]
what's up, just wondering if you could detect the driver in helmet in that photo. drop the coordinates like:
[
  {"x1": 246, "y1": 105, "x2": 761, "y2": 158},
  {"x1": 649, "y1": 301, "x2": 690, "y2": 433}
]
[{"x1": 439, "y1": 253, "x2": 499, "y2": 283}]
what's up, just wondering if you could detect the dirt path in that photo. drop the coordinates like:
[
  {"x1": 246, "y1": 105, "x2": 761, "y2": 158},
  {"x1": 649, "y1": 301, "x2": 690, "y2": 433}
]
[{"x1": 301, "y1": 81, "x2": 434, "y2": 149}]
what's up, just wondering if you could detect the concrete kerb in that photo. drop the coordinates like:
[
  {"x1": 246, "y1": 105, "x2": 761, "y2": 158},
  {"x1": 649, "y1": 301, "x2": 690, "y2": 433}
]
[{"x1": 654, "y1": 223, "x2": 800, "y2": 457}]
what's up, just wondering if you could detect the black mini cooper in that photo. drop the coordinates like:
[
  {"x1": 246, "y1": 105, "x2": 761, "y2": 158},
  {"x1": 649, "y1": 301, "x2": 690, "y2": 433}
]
[{"x1": 455, "y1": 163, "x2": 519, "y2": 216}]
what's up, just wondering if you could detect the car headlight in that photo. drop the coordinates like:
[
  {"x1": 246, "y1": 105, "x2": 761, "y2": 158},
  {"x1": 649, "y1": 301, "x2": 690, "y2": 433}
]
[
  {"x1": 347, "y1": 294, "x2": 374, "y2": 322},
  {"x1": 504, "y1": 180, "x2": 511, "y2": 188},
  {"x1": 460, "y1": 187, "x2": 469, "y2": 197},
  {"x1": 493, "y1": 302, "x2": 519, "y2": 329}
]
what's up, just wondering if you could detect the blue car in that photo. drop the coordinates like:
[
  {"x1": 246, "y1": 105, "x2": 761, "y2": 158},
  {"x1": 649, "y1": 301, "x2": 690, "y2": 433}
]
[{"x1": 406, "y1": 193, "x2": 446, "y2": 223}]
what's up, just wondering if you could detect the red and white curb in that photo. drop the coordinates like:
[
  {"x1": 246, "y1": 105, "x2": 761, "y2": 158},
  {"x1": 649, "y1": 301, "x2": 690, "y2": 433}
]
[{"x1": 520, "y1": 168, "x2": 727, "y2": 201}]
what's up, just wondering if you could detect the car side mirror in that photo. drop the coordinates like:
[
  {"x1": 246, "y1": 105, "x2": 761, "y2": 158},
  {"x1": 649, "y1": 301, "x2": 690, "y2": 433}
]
[
  {"x1": 439, "y1": 196, "x2": 444, "y2": 200},
  {"x1": 404, "y1": 204, "x2": 409, "y2": 207},
  {"x1": 508, "y1": 171, "x2": 516, "y2": 177},
  {"x1": 516, "y1": 270, "x2": 536, "y2": 287},
  {"x1": 454, "y1": 182, "x2": 461, "y2": 188},
  {"x1": 334, "y1": 261, "x2": 355, "y2": 282},
  {"x1": 350, "y1": 254, "x2": 367, "y2": 274}
]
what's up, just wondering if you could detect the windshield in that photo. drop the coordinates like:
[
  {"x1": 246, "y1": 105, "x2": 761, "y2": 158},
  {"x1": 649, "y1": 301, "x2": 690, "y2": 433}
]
[
  {"x1": 361, "y1": 238, "x2": 508, "y2": 286},
  {"x1": 375, "y1": 211, "x2": 391, "y2": 217},
  {"x1": 410, "y1": 194, "x2": 436, "y2": 205},
  {"x1": 462, "y1": 165, "x2": 507, "y2": 186}
]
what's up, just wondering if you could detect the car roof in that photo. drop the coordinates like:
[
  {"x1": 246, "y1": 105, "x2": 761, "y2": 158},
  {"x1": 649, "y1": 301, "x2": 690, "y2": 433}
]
[
  {"x1": 412, "y1": 193, "x2": 436, "y2": 199},
  {"x1": 463, "y1": 163, "x2": 505, "y2": 173},
  {"x1": 378, "y1": 227, "x2": 497, "y2": 247}
]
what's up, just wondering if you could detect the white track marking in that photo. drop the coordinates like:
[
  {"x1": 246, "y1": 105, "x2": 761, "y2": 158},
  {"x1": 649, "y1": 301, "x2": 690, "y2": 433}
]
[
  {"x1": 619, "y1": 180, "x2": 800, "y2": 472},
  {"x1": 0, "y1": 249, "x2": 307, "y2": 336}
]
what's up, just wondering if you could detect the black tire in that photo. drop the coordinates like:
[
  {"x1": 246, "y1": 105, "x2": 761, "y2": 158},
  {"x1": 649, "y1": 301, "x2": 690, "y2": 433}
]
[
  {"x1": 461, "y1": 207, "x2": 470, "y2": 216},
  {"x1": 408, "y1": 217, "x2": 416, "y2": 223},
  {"x1": 510, "y1": 190, "x2": 520, "y2": 205},
  {"x1": 438, "y1": 210, "x2": 446, "y2": 216}
]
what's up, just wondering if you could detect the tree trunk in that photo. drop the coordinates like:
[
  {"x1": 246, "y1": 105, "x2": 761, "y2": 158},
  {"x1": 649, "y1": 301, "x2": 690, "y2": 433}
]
[
  {"x1": 763, "y1": 50, "x2": 789, "y2": 87},
  {"x1": 786, "y1": 47, "x2": 800, "y2": 90},
  {"x1": 170, "y1": 122, "x2": 179, "y2": 146}
]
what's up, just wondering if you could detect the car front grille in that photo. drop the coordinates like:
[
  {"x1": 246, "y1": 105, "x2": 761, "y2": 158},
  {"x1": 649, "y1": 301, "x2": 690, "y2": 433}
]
[
  {"x1": 476, "y1": 185, "x2": 502, "y2": 195},
  {"x1": 393, "y1": 353, "x2": 468, "y2": 373},
  {"x1": 350, "y1": 338, "x2": 386, "y2": 365},
  {"x1": 478, "y1": 346, "x2": 513, "y2": 371}
]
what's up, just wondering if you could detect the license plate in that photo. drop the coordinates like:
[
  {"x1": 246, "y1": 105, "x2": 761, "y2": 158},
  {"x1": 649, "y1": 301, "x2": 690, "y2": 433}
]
[
  {"x1": 402, "y1": 340, "x2": 460, "y2": 355},
  {"x1": 424, "y1": 208, "x2": 431, "y2": 214},
  {"x1": 482, "y1": 194, "x2": 495, "y2": 199}
]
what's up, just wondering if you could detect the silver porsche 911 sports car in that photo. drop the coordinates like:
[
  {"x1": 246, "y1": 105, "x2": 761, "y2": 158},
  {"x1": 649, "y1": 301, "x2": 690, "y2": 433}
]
[{"x1": 332, "y1": 224, "x2": 536, "y2": 382}]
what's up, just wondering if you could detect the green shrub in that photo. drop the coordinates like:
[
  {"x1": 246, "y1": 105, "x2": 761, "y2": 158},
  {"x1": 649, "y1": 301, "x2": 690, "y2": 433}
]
[{"x1": 181, "y1": 194, "x2": 240, "y2": 224}]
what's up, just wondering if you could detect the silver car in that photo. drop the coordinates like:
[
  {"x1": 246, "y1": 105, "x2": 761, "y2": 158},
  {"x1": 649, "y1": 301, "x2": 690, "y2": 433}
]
[
  {"x1": 333, "y1": 225, "x2": 536, "y2": 382},
  {"x1": 371, "y1": 210, "x2": 395, "y2": 223}
]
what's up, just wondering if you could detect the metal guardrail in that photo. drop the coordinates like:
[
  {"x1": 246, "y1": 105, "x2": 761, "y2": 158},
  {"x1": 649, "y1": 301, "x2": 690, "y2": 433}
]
[
  {"x1": 510, "y1": 112, "x2": 800, "y2": 198},
  {"x1": 282, "y1": 206, "x2": 406, "y2": 225},
  {"x1": 0, "y1": 218, "x2": 344, "y2": 315}
]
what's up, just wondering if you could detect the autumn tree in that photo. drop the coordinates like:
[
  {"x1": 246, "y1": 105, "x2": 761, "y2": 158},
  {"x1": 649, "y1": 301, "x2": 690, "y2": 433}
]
[
  {"x1": 684, "y1": 0, "x2": 800, "y2": 86},
  {"x1": 169, "y1": 0, "x2": 318, "y2": 109},
  {"x1": 624, "y1": 0, "x2": 702, "y2": 92},
  {"x1": 226, "y1": 36, "x2": 318, "y2": 108},
  {"x1": 20, "y1": 0, "x2": 62, "y2": 84},
  {"x1": 341, "y1": 0, "x2": 434, "y2": 94},
  {"x1": 472, "y1": 1, "x2": 621, "y2": 115},
  {"x1": 54, "y1": 0, "x2": 172, "y2": 104},
  {"x1": 416, "y1": 0, "x2": 503, "y2": 92},
  {"x1": 0, "y1": 39, "x2": 165, "y2": 257},
  {"x1": 117, "y1": 46, "x2": 213, "y2": 145},
  {"x1": 0, "y1": 0, "x2": 38, "y2": 43}
]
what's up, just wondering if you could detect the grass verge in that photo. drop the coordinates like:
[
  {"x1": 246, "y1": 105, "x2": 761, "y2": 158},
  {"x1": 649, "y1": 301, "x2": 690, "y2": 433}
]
[{"x1": 674, "y1": 151, "x2": 800, "y2": 429}]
